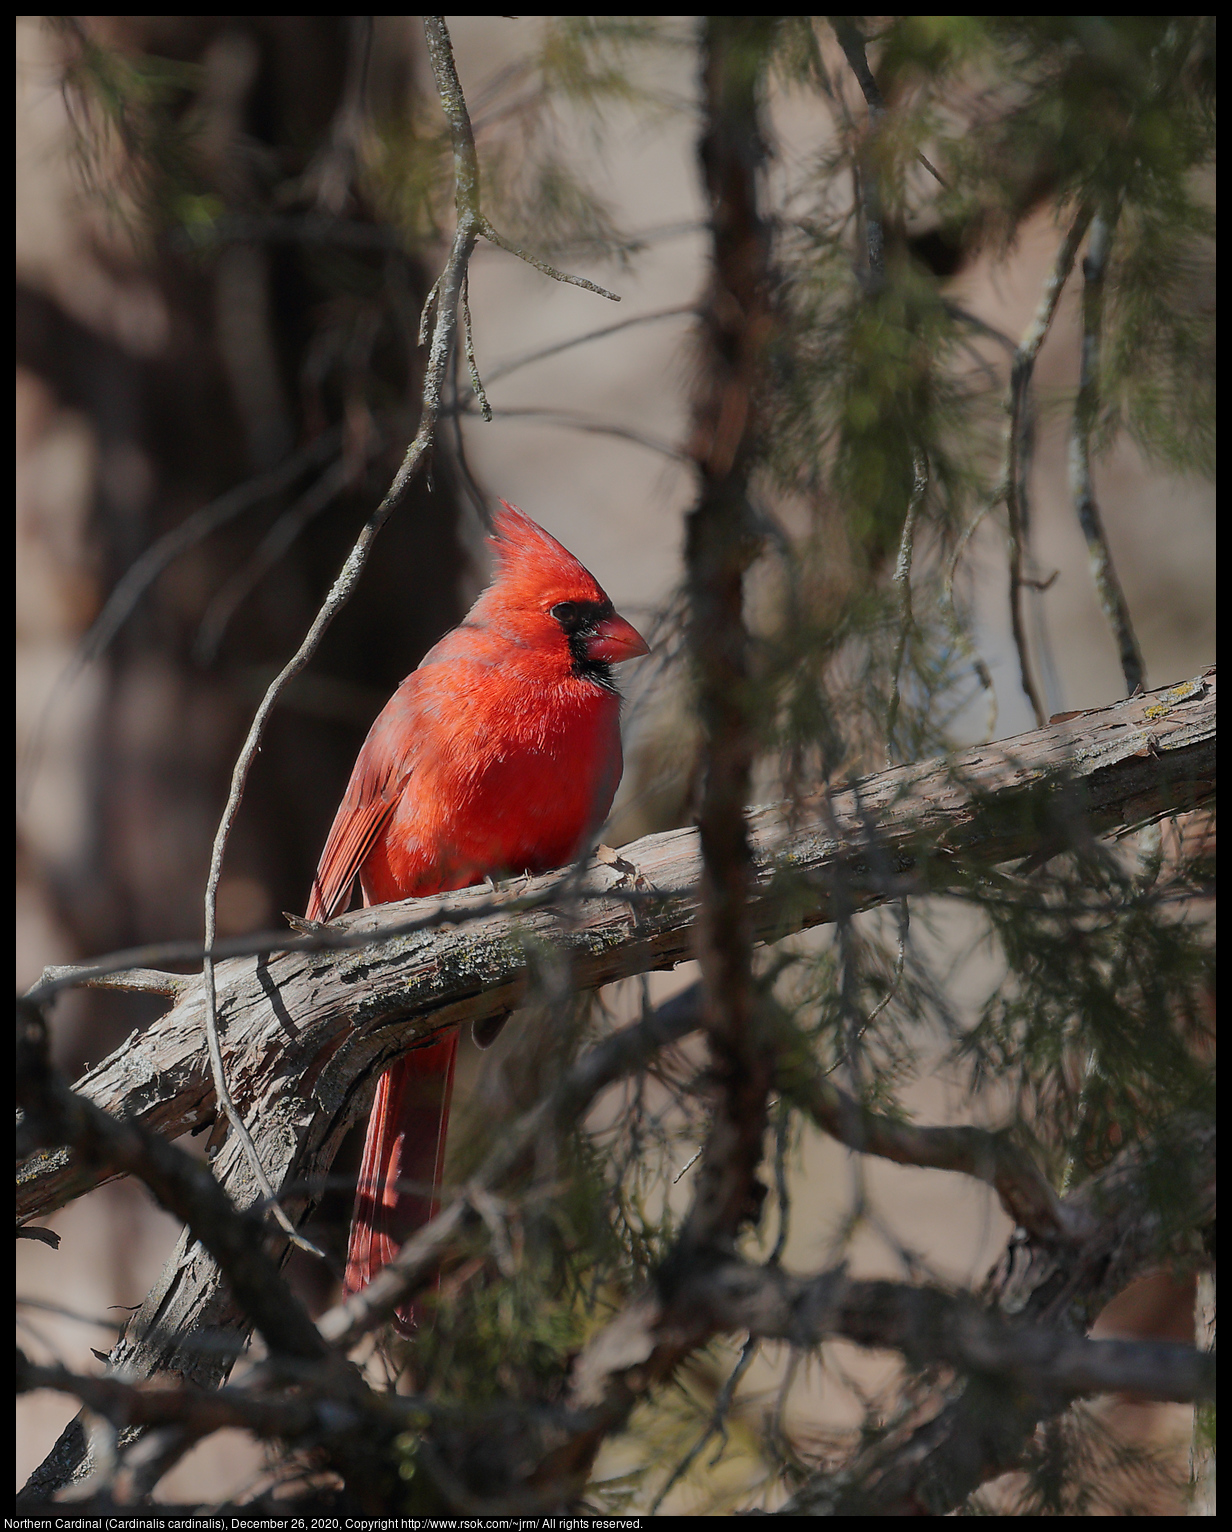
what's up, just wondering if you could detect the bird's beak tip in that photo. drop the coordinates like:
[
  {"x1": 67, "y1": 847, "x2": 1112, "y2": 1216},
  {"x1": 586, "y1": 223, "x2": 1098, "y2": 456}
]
[{"x1": 588, "y1": 612, "x2": 650, "y2": 663}]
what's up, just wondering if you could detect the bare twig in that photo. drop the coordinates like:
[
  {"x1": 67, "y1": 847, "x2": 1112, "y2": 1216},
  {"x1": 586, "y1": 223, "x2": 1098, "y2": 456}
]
[
  {"x1": 649, "y1": 1334, "x2": 758, "y2": 1511},
  {"x1": 941, "y1": 493, "x2": 999, "y2": 739},
  {"x1": 191, "y1": 452, "x2": 361, "y2": 667},
  {"x1": 886, "y1": 454, "x2": 928, "y2": 763},
  {"x1": 1070, "y1": 202, "x2": 1146, "y2": 696},
  {"x1": 17, "y1": 429, "x2": 340, "y2": 805},
  {"x1": 459, "y1": 266, "x2": 492, "y2": 422},
  {"x1": 830, "y1": 18, "x2": 886, "y2": 293},
  {"x1": 478, "y1": 217, "x2": 621, "y2": 302},
  {"x1": 449, "y1": 403, "x2": 685, "y2": 462},
  {"x1": 1005, "y1": 203, "x2": 1094, "y2": 726},
  {"x1": 479, "y1": 304, "x2": 694, "y2": 387}
]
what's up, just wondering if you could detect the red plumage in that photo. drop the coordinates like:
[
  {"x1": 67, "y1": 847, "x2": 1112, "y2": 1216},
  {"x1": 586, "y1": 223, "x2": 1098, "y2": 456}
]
[{"x1": 307, "y1": 501, "x2": 647, "y2": 1328}]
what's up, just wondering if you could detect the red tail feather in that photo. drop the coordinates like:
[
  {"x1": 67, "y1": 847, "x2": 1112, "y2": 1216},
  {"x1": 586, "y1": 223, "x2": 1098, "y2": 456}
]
[{"x1": 344, "y1": 1031, "x2": 458, "y2": 1333}]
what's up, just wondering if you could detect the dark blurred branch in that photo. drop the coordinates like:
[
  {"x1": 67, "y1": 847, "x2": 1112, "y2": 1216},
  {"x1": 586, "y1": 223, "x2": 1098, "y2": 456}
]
[
  {"x1": 1071, "y1": 202, "x2": 1146, "y2": 696},
  {"x1": 16, "y1": 427, "x2": 341, "y2": 806},
  {"x1": 672, "y1": 13, "x2": 777, "y2": 1268},
  {"x1": 17, "y1": 1347, "x2": 337, "y2": 1444},
  {"x1": 1005, "y1": 203, "x2": 1094, "y2": 727},
  {"x1": 689, "y1": 1263, "x2": 1214, "y2": 1404},
  {"x1": 775, "y1": 1112, "x2": 1216, "y2": 1515},
  {"x1": 777, "y1": 1037, "x2": 1071, "y2": 1244},
  {"x1": 829, "y1": 17, "x2": 886, "y2": 292}
]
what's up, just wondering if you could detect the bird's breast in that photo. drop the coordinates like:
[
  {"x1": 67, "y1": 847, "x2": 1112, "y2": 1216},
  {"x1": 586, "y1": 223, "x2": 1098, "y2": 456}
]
[{"x1": 361, "y1": 674, "x2": 623, "y2": 902}]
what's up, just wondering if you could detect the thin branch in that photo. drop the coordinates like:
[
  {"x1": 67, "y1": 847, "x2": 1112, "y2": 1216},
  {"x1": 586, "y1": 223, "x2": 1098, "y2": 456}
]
[
  {"x1": 649, "y1": 1334, "x2": 758, "y2": 1512},
  {"x1": 479, "y1": 304, "x2": 694, "y2": 387},
  {"x1": 34, "y1": 965, "x2": 190, "y2": 997},
  {"x1": 886, "y1": 454, "x2": 928, "y2": 763},
  {"x1": 17, "y1": 428, "x2": 341, "y2": 805},
  {"x1": 1070, "y1": 202, "x2": 1146, "y2": 696},
  {"x1": 191, "y1": 452, "x2": 360, "y2": 667},
  {"x1": 830, "y1": 18, "x2": 886, "y2": 293},
  {"x1": 478, "y1": 216, "x2": 621, "y2": 302},
  {"x1": 316, "y1": 983, "x2": 704, "y2": 1346},
  {"x1": 16, "y1": 1226, "x2": 61, "y2": 1249},
  {"x1": 450, "y1": 403, "x2": 686, "y2": 462},
  {"x1": 1005, "y1": 203, "x2": 1094, "y2": 726},
  {"x1": 941, "y1": 493, "x2": 999, "y2": 739},
  {"x1": 459, "y1": 266, "x2": 492, "y2": 421},
  {"x1": 777, "y1": 1036, "x2": 1072, "y2": 1244}
]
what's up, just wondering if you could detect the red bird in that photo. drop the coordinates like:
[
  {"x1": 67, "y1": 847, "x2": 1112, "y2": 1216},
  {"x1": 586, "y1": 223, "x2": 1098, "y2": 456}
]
[{"x1": 307, "y1": 501, "x2": 647, "y2": 1327}]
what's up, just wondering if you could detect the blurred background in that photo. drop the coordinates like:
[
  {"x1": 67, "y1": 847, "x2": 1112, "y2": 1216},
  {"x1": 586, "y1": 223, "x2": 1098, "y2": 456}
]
[{"x1": 17, "y1": 16, "x2": 1214, "y2": 1508}]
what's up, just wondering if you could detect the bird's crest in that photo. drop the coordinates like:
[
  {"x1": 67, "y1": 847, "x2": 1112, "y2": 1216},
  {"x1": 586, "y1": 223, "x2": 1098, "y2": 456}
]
[{"x1": 485, "y1": 500, "x2": 608, "y2": 607}]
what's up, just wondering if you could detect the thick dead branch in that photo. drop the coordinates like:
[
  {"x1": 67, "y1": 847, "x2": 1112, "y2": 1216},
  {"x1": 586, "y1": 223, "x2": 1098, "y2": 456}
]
[
  {"x1": 557, "y1": 1110, "x2": 1214, "y2": 1516},
  {"x1": 16, "y1": 1002, "x2": 327, "y2": 1366},
  {"x1": 19, "y1": 669, "x2": 1214, "y2": 1227}
]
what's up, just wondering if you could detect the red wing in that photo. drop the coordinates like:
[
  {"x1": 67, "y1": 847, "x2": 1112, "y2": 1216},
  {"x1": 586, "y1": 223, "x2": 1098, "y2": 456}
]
[{"x1": 307, "y1": 746, "x2": 409, "y2": 922}]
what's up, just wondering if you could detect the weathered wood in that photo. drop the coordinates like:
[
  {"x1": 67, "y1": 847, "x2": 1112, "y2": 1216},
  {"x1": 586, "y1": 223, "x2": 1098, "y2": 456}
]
[{"x1": 18, "y1": 668, "x2": 1215, "y2": 1230}]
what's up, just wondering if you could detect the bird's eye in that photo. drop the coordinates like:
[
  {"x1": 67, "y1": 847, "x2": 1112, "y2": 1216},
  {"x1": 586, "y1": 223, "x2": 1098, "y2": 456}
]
[{"x1": 550, "y1": 601, "x2": 581, "y2": 629}]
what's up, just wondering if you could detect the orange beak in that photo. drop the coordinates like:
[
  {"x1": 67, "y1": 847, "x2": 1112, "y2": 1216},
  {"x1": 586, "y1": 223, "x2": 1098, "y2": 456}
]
[{"x1": 587, "y1": 611, "x2": 650, "y2": 664}]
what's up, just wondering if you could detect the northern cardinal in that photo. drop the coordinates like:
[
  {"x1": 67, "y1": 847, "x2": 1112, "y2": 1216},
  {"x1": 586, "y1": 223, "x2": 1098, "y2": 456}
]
[{"x1": 307, "y1": 501, "x2": 647, "y2": 1328}]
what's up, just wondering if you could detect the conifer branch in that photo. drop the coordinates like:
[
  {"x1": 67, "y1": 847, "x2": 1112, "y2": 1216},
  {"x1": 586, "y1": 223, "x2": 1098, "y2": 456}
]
[{"x1": 1070, "y1": 202, "x2": 1147, "y2": 696}]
